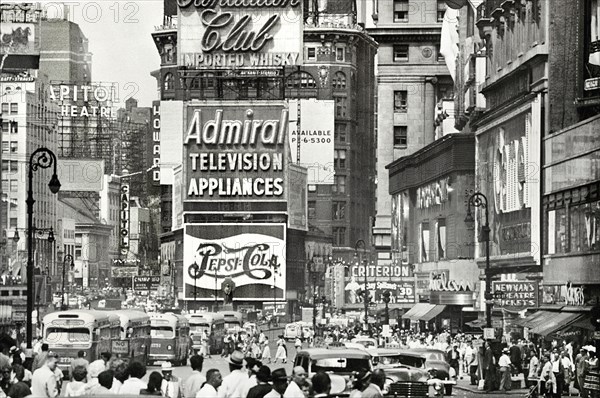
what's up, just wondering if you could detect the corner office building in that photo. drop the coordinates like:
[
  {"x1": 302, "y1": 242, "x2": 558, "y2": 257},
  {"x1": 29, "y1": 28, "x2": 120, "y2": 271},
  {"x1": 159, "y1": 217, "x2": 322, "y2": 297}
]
[{"x1": 152, "y1": 0, "x2": 376, "y2": 314}]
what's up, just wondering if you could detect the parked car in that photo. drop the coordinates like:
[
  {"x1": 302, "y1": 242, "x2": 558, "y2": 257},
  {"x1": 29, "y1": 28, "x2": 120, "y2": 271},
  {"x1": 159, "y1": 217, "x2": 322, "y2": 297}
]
[
  {"x1": 371, "y1": 348, "x2": 431, "y2": 397},
  {"x1": 410, "y1": 348, "x2": 456, "y2": 396},
  {"x1": 294, "y1": 347, "x2": 372, "y2": 394}
]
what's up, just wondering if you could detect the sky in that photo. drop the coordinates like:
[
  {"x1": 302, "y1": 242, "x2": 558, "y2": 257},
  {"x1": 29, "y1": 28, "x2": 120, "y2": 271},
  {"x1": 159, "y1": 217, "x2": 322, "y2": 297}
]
[{"x1": 46, "y1": 1, "x2": 165, "y2": 108}]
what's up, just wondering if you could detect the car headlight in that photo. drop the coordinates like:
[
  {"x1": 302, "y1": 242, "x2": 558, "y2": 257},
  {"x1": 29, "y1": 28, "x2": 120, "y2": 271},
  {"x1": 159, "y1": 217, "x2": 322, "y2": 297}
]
[{"x1": 167, "y1": 345, "x2": 172, "y2": 350}]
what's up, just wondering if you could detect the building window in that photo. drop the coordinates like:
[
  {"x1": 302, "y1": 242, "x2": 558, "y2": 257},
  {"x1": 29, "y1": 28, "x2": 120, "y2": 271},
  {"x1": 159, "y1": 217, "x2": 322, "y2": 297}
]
[
  {"x1": 437, "y1": 0, "x2": 446, "y2": 22},
  {"x1": 308, "y1": 201, "x2": 317, "y2": 219},
  {"x1": 394, "y1": 91, "x2": 408, "y2": 112},
  {"x1": 332, "y1": 72, "x2": 347, "y2": 89},
  {"x1": 285, "y1": 71, "x2": 317, "y2": 98},
  {"x1": 333, "y1": 175, "x2": 346, "y2": 194},
  {"x1": 393, "y1": 126, "x2": 408, "y2": 147},
  {"x1": 335, "y1": 96, "x2": 347, "y2": 118},
  {"x1": 336, "y1": 47, "x2": 345, "y2": 62},
  {"x1": 333, "y1": 202, "x2": 346, "y2": 220},
  {"x1": 547, "y1": 200, "x2": 600, "y2": 254},
  {"x1": 394, "y1": 0, "x2": 409, "y2": 22},
  {"x1": 335, "y1": 123, "x2": 347, "y2": 142},
  {"x1": 9, "y1": 180, "x2": 17, "y2": 192},
  {"x1": 307, "y1": 47, "x2": 317, "y2": 60},
  {"x1": 437, "y1": 219, "x2": 446, "y2": 260},
  {"x1": 10, "y1": 142, "x2": 17, "y2": 153},
  {"x1": 10, "y1": 103, "x2": 18, "y2": 114},
  {"x1": 75, "y1": 246, "x2": 82, "y2": 259},
  {"x1": 420, "y1": 222, "x2": 430, "y2": 262},
  {"x1": 393, "y1": 45, "x2": 409, "y2": 62},
  {"x1": 333, "y1": 227, "x2": 346, "y2": 246},
  {"x1": 163, "y1": 73, "x2": 174, "y2": 91},
  {"x1": 334, "y1": 149, "x2": 346, "y2": 169},
  {"x1": 1, "y1": 143, "x2": 7, "y2": 153},
  {"x1": 0, "y1": 104, "x2": 7, "y2": 114},
  {"x1": 436, "y1": 45, "x2": 444, "y2": 62},
  {"x1": 9, "y1": 218, "x2": 17, "y2": 228}
]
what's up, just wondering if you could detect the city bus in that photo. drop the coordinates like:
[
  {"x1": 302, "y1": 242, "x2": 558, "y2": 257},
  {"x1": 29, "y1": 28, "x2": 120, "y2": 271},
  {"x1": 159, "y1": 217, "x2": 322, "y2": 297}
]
[
  {"x1": 222, "y1": 311, "x2": 243, "y2": 329},
  {"x1": 111, "y1": 310, "x2": 151, "y2": 364},
  {"x1": 185, "y1": 312, "x2": 225, "y2": 355},
  {"x1": 43, "y1": 310, "x2": 120, "y2": 375},
  {"x1": 148, "y1": 312, "x2": 190, "y2": 366}
]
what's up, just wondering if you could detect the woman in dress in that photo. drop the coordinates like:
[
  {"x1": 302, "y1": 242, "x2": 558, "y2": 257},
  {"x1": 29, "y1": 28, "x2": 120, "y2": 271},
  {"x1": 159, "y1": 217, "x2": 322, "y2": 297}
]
[
  {"x1": 261, "y1": 336, "x2": 271, "y2": 363},
  {"x1": 275, "y1": 335, "x2": 287, "y2": 364}
]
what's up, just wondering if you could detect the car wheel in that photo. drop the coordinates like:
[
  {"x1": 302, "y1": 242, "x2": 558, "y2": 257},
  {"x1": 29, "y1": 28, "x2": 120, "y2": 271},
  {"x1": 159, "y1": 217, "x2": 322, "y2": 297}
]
[{"x1": 445, "y1": 385, "x2": 452, "y2": 396}]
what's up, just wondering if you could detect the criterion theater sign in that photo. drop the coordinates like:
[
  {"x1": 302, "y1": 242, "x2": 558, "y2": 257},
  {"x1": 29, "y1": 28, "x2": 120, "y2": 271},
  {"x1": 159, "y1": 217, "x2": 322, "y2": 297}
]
[
  {"x1": 178, "y1": 0, "x2": 303, "y2": 68},
  {"x1": 184, "y1": 106, "x2": 287, "y2": 200}
]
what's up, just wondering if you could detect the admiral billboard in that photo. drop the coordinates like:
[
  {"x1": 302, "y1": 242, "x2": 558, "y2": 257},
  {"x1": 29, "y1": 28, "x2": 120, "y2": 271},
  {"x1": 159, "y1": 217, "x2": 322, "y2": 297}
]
[
  {"x1": 183, "y1": 223, "x2": 286, "y2": 301},
  {"x1": 178, "y1": 0, "x2": 303, "y2": 68},
  {"x1": 183, "y1": 104, "x2": 288, "y2": 201}
]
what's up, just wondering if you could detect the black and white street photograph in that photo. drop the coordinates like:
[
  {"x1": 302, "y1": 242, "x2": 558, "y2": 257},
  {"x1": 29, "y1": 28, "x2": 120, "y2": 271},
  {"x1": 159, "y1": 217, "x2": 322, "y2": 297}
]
[{"x1": 0, "y1": 0, "x2": 599, "y2": 397}]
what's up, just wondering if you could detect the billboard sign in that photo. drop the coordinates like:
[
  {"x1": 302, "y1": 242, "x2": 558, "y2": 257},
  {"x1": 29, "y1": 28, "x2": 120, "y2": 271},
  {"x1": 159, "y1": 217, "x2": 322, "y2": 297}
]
[
  {"x1": 56, "y1": 159, "x2": 105, "y2": 192},
  {"x1": 48, "y1": 83, "x2": 118, "y2": 119},
  {"x1": 183, "y1": 104, "x2": 288, "y2": 201},
  {"x1": 287, "y1": 164, "x2": 307, "y2": 231},
  {"x1": 0, "y1": 22, "x2": 37, "y2": 55},
  {"x1": 183, "y1": 224, "x2": 286, "y2": 301},
  {"x1": 151, "y1": 101, "x2": 161, "y2": 185},
  {"x1": 133, "y1": 276, "x2": 161, "y2": 291},
  {"x1": 493, "y1": 281, "x2": 539, "y2": 309},
  {"x1": 119, "y1": 184, "x2": 130, "y2": 256},
  {"x1": 178, "y1": 0, "x2": 303, "y2": 68},
  {"x1": 344, "y1": 280, "x2": 416, "y2": 305},
  {"x1": 110, "y1": 267, "x2": 138, "y2": 278},
  {"x1": 289, "y1": 99, "x2": 335, "y2": 184}
]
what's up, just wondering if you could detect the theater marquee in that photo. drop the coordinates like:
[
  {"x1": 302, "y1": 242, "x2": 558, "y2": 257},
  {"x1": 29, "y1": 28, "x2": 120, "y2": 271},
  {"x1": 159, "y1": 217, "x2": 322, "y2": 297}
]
[{"x1": 178, "y1": 0, "x2": 303, "y2": 68}]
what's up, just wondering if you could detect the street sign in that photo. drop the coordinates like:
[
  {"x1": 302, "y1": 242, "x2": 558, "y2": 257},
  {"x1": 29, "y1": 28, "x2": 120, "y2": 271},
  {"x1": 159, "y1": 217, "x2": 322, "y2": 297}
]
[
  {"x1": 483, "y1": 328, "x2": 495, "y2": 340},
  {"x1": 111, "y1": 340, "x2": 129, "y2": 355}
]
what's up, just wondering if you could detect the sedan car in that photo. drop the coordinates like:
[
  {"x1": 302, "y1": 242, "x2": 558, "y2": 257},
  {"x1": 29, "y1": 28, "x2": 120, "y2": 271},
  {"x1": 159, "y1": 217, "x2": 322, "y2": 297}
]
[
  {"x1": 294, "y1": 347, "x2": 372, "y2": 394},
  {"x1": 410, "y1": 348, "x2": 456, "y2": 395},
  {"x1": 371, "y1": 348, "x2": 431, "y2": 397}
]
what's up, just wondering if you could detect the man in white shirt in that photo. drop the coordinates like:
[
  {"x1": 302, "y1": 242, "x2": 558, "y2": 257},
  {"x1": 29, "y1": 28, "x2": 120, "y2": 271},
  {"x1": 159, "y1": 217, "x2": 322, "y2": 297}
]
[
  {"x1": 284, "y1": 366, "x2": 307, "y2": 398},
  {"x1": 119, "y1": 361, "x2": 147, "y2": 395},
  {"x1": 197, "y1": 369, "x2": 222, "y2": 398},
  {"x1": 498, "y1": 348, "x2": 512, "y2": 392},
  {"x1": 218, "y1": 350, "x2": 249, "y2": 398},
  {"x1": 31, "y1": 352, "x2": 60, "y2": 397},
  {"x1": 183, "y1": 355, "x2": 205, "y2": 398}
]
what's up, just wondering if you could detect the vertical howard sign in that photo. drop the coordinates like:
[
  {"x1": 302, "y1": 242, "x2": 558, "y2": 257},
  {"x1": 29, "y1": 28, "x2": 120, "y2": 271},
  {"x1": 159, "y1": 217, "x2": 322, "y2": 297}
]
[{"x1": 178, "y1": 0, "x2": 303, "y2": 68}]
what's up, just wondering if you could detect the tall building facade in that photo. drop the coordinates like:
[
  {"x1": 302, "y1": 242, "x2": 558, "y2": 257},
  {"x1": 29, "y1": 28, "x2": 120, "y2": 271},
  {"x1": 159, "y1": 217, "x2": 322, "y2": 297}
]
[{"x1": 363, "y1": 0, "x2": 454, "y2": 269}]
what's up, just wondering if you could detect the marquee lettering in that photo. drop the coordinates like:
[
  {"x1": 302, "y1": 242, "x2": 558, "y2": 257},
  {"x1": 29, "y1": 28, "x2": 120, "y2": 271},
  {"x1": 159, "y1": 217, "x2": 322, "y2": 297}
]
[
  {"x1": 429, "y1": 272, "x2": 473, "y2": 292},
  {"x1": 201, "y1": 10, "x2": 278, "y2": 53},
  {"x1": 178, "y1": 0, "x2": 301, "y2": 9}
]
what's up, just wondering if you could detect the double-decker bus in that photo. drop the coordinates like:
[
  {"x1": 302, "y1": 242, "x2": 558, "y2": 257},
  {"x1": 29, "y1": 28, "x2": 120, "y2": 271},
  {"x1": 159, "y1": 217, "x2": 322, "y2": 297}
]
[
  {"x1": 185, "y1": 312, "x2": 225, "y2": 355},
  {"x1": 111, "y1": 310, "x2": 151, "y2": 364},
  {"x1": 148, "y1": 312, "x2": 190, "y2": 366},
  {"x1": 43, "y1": 310, "x2": 120, "y2": 375},
  {"x1": 222, "y1": 311, "x2": 243, "y2": 330}
]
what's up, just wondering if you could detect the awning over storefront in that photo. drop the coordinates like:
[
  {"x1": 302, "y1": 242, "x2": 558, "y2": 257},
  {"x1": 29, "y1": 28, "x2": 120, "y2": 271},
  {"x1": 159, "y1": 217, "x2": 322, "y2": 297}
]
[
  {"x1": 529, "y1": 312, "x2": 583, "y2": 336},
  {"x1": 514, "y1": 311, "x2": 553, "y2": 329},
  {"x1": 421, "y1": 305, "x2": 446, "y2": 322},
  {"x1": 402, "y1": 303, "x2": 435, "y2": 321}
]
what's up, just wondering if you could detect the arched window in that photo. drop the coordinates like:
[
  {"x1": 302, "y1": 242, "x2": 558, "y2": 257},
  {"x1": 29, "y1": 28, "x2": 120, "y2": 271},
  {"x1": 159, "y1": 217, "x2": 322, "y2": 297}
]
[
  {"x1": 190, "y1": 77, "x2": 201, "y2": 90},
  {"x1": 285, "y1": 71, "x2": 318, "y2": 98},
  {"x1": 163, "y1": 73, "x2": 174, "y2": 91},
  {"x1": 333, "y1": 71, "x2": 347, "y2": 89}
]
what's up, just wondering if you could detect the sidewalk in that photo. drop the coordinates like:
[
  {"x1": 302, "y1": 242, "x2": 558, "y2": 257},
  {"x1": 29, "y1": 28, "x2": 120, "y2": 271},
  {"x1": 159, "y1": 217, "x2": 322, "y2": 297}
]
[{"x1": 454, "y1": 375, "x2": 529, "y2": 395}]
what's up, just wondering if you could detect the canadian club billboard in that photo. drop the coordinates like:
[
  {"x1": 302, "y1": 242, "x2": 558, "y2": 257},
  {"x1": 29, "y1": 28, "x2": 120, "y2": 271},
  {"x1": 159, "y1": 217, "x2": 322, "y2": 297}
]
[
  {"x1": 183, "y1": 224, "x2": 286, "y2": 301},
  {"x1": 183, "y1": 104, "x2": 287, "y2": 201}
]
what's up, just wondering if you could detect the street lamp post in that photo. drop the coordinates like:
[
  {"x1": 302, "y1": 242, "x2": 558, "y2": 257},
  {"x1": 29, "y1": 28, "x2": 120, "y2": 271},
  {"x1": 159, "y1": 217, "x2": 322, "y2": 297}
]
[
  {"x1": 465, "y1": 192, "x2": 492, "y2": 329},
  {"x1": 307, "y1": 261, "x2": 318, "y2": 335},
  {"x1": 27, "y1": 148, "x2": 60, "y2": 348},
  {"x1": 354, "y1": 240, "x2": 369, "y2": 332},
  {"x1": 62, "y1": 254, "x2": 74, "y2": 310}
]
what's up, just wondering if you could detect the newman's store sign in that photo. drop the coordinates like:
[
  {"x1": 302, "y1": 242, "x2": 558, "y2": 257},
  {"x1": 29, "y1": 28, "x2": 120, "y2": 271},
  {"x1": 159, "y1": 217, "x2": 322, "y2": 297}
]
[
  {"x1": 184, "y1": 105, "x2": 287, "y2": 201},
  {"x1": 183, "y1": 224, "x2": 286, "y2": 301},
  {"x1": 178, "y1": 0, "x2": 303, "y2": 68}
]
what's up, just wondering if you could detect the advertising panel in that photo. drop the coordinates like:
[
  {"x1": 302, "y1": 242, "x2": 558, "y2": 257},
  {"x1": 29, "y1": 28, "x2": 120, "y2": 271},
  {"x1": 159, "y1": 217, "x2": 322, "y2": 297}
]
[
  {"x1": 119, "y1": 184, "x2": 130, "y2": 256},
  {"x1": 344, "y1": 280, "x2": 416, "y2": 305},
  {"x1": 183, "y1": 104, "x2": 288, "y2": 201},
  {"x1": 288, "y1": 99, "x2": 335, "y2": 184},
  {"x1": 111, "y1": 267, "x2": 138, "y2": 278},
  {"x1": 493, "y1": 281, "x2": 539, "y2": 309},
  {"x1": 151, "y1": 101, "x2": 161, "y2": 185},
  {"x1": 133, "y1": 276, "x2": 161, "y2": 291},
  {"x1": 0, "y1": 22, "x2": 37, "y2": 55},
  {"x1": 287, "y1": 163, "x2": 307, "y2": 231},
  {"x1": 160, "y1": 101, "x2": 185, "y2": 185},
  {"x1": 476, "y1": 110, "x2": 536, "y2": 257},
  {"x1": 183, "y1": 224, "x2": 286, "y2": 301},
  {"x1": 56, "y1": 159, "x2": 105, "y2": 192},
  {"x1": 172, "y1": 164, "x2": 184, "y2": 231},
  {"x1": 48, "y1": 83, "x2": 118, "y2": 119},
  {"x1": 178, "y1": 0, "x2": 303, "y2": 68}
]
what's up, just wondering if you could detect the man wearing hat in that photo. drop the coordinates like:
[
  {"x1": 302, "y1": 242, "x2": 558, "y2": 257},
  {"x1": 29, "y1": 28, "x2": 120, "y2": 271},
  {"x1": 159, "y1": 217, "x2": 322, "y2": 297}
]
[
  {"x1": 218, "y1": 350, "x2": 248, "y2": 398},
  {"x1": 264, "y1": 369, "x2": 289, "y2": 398},
  {"x1": 498, "y1": 348, "x2": 512, "y2": 392},
  {"x1": 247, "y1": 366, "x2": 272, "y2": 398},
  {"x1": 283, "y1": 366, "x2": 308, "y2": 398},
  {"x1": 161, "y1": 362, "x2": 182, "y2": 398}
]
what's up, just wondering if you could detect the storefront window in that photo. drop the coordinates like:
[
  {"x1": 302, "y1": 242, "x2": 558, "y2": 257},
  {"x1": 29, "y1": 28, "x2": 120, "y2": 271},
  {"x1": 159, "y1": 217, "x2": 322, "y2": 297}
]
[{"x1": 547, "y1": 199, "x2": 600, "y2": 254}]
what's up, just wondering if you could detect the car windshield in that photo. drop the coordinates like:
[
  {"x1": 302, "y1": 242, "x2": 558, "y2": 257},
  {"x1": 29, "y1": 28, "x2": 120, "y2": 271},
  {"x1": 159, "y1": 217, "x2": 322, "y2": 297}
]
[
  {"x1": 376, "y1": 355, "x2": 425, "y2": 368},
  {"x1": 425, "y1": 352, "x2": 445, "y2": 361},
  {"x1": 151, "y1": 326, "x2": 174, "y2": 339},
  {"x1": 46, "y1": 328, "x2": 90, "y2": 344},
  {"x1": 312, "y1": 358, "x2": 370, "y2": 374}
]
